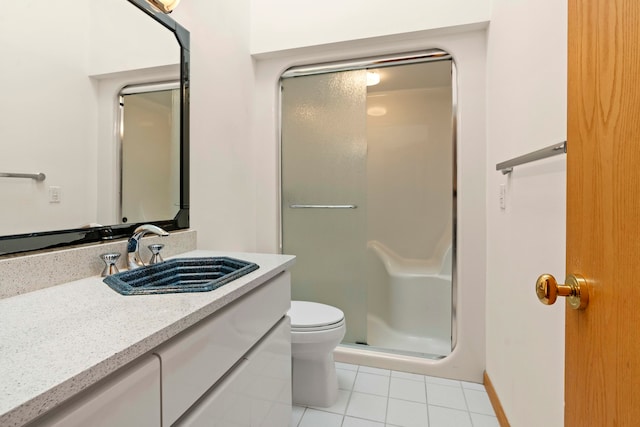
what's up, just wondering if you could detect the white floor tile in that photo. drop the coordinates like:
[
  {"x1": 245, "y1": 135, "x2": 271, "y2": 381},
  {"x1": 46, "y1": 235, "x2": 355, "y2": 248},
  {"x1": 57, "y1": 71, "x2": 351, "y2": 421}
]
[
  {"x1": 386, "y1": 398, "x2": 428, "y2": 427},
  {"x1": 427, "y1": 383, "x2": 468, "y2": 411},
  {"x1": 428, "y1": 405, "x2": 473, "y2": 427},
  {"x1": 338, "y1": 368, "x2": 357, "y2": 390},
  {"x1": 461, "y1": 381, "x2": 486, "y2": 391},
  {"x1": 392, "y1": 370, "x2": 427, "y2": 382},
  {"x1": 298, "y1": 408, "x2": 343, "y2": 427},
  {"x1": 342, "y1": 416, "x2": 386, "y2": 427},
  {"x1": 309, "y1": 389, "x2": 350, "y2": 415},
  {"x1": 291, "y1": 405, "x2": 305, "y2": 427},
  {"x1": 470, "y1": 413, "x2": 500, "y2": 427},
  {"x1": 294, "y1": 363, "x2": 489, "y2": 427},
  {"x1": 389, "y1": 377, "x2": 427, "y2": 403},
  {"x1": 336, "y1": 362, "x2": 359, "y2": 371},
  {"x1": 354, "y1": 372, "x2": 391, "y2": 396},
  {"x1": 346, "y1": 392, "x2": 388, "y2": 422},
  {"x1": 359, "y1": 365, "x2": 391, "y2": 376},
  {"x1": 425, "y1": 375, "x2": 462, "y2": 388},
  {"x1": 463, "y1": 389, "x2": 495, "y2": 416}
]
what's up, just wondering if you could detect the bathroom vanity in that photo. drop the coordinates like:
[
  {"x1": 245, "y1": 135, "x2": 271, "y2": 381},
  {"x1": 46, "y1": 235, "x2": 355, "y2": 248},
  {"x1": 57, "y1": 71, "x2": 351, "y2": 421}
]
[{"x1": 0, "y1": 250, "x2": 295, "y2": 427}]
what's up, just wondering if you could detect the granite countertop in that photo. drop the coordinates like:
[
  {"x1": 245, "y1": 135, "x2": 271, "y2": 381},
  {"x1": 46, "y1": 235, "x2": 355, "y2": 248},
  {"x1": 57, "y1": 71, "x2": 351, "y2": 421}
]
[{"x1": 0, "y1": 250, "x2": 295, "y2": 427}]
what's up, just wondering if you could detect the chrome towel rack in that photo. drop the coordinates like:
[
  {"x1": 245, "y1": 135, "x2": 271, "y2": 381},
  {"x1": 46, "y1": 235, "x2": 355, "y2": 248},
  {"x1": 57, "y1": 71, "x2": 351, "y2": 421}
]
[
  {"x1": 496, "y1": 141, "x2": 566, "y2": 175},
  {"x1": 0, "y1": 172, "x2": 46, "y2": 181}
]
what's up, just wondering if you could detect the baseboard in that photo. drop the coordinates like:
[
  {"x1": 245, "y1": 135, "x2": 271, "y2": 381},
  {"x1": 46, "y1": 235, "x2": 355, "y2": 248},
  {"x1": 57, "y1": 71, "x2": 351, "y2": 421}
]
[{"x1": 483, "y1": 371, "x2": 510, "y2": 427}]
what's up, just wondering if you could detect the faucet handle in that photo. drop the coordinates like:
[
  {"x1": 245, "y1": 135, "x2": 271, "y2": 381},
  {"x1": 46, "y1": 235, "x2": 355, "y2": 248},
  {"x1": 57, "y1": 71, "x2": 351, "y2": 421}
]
[
  {"x1": 127, "y1": 224, "x2": 169, "y2": 270},
  {"x1": 148, "y1": 244, "x2": 165, "y2": 265},
  {"x1": 100, "y1": 253, "x2": 121, "y2": 277}
]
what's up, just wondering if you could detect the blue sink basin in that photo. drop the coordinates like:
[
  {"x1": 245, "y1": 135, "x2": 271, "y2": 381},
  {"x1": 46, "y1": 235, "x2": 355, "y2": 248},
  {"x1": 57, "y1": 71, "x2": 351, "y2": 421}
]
[{"x1": 103, "y1": 257, "x2": 259, "y2": 295}]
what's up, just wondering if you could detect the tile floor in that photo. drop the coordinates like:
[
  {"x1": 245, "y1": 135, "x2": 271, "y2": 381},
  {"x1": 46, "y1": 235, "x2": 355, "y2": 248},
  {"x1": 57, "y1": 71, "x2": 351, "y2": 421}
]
[{"x1": 291, "y1": 362, "x2": 499, "y2": 427}]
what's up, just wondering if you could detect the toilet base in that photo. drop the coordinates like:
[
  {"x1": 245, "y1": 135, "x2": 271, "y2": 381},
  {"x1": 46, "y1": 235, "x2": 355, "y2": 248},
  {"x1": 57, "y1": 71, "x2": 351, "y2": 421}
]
[{"x1": 292, "y1": 353, "x2": 339, "y2": 407}]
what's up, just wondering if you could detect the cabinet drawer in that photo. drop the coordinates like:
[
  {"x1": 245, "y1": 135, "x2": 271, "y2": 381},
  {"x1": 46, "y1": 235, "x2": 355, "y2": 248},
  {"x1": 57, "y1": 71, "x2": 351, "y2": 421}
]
[
  {"x1": 242, "y1": 317, "x2": 292, "y2": 427},
  {"x1": 30, "y1": 355, "x2": 160, "y2": 427},
  {"x1": 175, "y1": 318, "x2": 292, "y2": 427},
  {"x1": 155, "y1": 272, "x2": 290, "y2": 426}
]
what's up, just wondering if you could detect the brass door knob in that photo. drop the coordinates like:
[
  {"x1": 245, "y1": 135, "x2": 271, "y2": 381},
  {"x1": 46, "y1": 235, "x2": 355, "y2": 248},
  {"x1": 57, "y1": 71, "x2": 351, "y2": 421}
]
[{"x1": 536, "y1": 274, "x2": 589, "y2": 310}]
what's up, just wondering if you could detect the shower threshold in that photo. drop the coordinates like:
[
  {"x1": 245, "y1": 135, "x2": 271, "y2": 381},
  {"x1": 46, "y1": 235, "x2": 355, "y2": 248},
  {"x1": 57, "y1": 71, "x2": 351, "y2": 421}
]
[{"x1": 340, "y1": 342, "x2": 447, "y2": 361}]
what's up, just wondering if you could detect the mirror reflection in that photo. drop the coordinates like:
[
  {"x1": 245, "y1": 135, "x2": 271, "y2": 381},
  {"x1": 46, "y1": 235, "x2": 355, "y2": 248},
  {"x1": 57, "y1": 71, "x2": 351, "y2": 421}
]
[
  {"x1": 120, "y1": 82, "x2": 181, "y2": 224},
  {"x1": 0, "y1": 0, "x2": 182, "y2": 238}
]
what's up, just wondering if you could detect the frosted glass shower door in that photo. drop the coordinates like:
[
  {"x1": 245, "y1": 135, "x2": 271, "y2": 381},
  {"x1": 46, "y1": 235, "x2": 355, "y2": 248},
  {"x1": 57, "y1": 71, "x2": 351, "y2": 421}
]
[{"x1": 281, "y1": 71, "x2": 368, "y2": 344}]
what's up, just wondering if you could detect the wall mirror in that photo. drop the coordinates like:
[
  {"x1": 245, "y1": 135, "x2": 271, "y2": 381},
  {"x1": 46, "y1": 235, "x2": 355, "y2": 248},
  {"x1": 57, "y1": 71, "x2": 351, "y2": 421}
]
[{"x1": 0, "y1": 0, "x2": 190, "y2": 256}]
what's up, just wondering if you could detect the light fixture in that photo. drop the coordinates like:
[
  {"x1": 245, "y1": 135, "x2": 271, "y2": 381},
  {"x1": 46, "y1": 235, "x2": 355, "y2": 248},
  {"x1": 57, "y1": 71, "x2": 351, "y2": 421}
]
[
  {"x1": 367, "y1": 106, "x2": 387, "y2": 117},
  {"x1": 366, "y1": 71, "x2": 380, "y2": 86},
  {"x1": 146, "y1": 0, "x2": 181, "y2": 14}
]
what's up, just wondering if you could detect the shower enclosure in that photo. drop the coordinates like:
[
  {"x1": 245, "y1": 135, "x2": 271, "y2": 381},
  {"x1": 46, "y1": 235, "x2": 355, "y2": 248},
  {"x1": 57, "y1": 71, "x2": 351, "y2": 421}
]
[
  {"x1": 119, "y1": 82, "x2": 181, "y2": 224},
  {"x1": 281, "y1": 51, "x2": 455, "y2": 359}
]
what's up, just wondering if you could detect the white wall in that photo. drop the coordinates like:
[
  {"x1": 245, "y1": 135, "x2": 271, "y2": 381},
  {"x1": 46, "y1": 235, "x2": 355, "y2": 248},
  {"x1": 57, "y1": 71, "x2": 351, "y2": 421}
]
[
  {"x1": 0, "y1": 1, "x2": 96, "y2": 235},
  {"x1": 250, "y1": 0, "x2": 491, "y2": 55},
  {"x1": 485, "y1": 0, "x2": 567, "y2": 425},
  {"x1": 89, "y1": 0, "x2": 178, "y2": 76},
  {"x1": 171, "y1": 0, "x2": 257, "y2": 251}
]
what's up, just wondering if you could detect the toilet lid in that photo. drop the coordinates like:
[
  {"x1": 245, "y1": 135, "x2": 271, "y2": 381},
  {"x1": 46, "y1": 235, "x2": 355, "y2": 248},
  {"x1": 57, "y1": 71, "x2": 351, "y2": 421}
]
[{"x1": 288, "y1": 301, "x2": 345, "y2": 330}]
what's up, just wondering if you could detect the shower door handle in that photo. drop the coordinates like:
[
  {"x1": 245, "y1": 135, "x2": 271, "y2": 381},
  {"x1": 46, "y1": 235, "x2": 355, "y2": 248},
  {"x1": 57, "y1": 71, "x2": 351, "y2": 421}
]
[{"x1": 289, "y1": 204, "x2": 358, "y2": 209}]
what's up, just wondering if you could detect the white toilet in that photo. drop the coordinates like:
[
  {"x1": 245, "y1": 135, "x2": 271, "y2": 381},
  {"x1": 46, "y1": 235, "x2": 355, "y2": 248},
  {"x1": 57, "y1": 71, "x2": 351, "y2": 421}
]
[{"x1": 288, "y1": 300, "x2": 346, "y2": 407}]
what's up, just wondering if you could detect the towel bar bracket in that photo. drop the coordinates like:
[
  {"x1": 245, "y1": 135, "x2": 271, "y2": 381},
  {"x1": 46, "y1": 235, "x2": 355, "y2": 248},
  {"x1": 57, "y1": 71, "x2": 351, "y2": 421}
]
[{"x1": 496, "y1": 141, "x2": 566, "y2": 175}]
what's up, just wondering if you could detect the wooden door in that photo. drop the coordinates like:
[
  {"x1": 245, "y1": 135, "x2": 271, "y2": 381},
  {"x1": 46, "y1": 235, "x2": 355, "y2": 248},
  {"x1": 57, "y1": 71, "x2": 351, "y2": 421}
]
[{"x1": 566, "y1": 0, "x2": 640, "y2": 425}]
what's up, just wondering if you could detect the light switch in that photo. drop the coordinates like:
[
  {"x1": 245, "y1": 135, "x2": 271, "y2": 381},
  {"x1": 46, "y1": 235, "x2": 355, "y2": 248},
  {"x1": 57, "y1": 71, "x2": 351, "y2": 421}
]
[{"x1": 49, "y1": 186, "x2": 61, "y2": 203}]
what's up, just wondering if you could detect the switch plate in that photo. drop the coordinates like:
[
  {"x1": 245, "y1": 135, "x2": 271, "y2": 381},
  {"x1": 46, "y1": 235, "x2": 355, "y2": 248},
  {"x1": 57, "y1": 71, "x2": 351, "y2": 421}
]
[
  {"x1": 49, "y1": 186, "x2": 61, "y2": 203},
  {"x1": 499, "y1": 184, "x2": 506, "y2": 210}
]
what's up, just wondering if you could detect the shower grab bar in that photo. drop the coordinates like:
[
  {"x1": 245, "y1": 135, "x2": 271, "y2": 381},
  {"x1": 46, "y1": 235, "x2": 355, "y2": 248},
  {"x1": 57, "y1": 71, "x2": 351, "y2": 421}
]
[
  {"x1": 496, "y1": 141, "x2": 566, "y2": 175},
  {"x1": 289, "y1": 204, "x2": 358, "y2": 209},
  {"x1": 0, "y1": 172, "x2": 46, "y2": 181}
]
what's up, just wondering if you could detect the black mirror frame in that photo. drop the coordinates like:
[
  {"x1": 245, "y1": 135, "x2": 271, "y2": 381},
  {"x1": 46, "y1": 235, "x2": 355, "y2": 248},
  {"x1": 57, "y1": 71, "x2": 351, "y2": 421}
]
[{"x1": 0, "y1": 0, "x2": 190, "y2": 257}]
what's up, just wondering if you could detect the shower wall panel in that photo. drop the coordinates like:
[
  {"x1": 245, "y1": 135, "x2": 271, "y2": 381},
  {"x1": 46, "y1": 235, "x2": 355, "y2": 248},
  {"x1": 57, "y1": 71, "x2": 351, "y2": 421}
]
[{"x1": 366, "y1": 86, "x2": 453, "y2": 260}]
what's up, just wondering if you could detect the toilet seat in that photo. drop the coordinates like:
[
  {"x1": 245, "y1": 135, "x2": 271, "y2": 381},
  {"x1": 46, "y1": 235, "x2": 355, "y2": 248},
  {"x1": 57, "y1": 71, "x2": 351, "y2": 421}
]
[{"x1": 289, "y1": 301, "x2": 345, "y2": 332}]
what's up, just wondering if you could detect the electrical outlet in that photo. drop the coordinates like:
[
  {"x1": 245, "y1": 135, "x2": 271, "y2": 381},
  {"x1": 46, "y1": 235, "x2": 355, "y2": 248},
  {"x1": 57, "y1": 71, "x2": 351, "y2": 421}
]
[
  {"x1": 49, "y1": 186, "x2": 61, "y2": 203},
  {"x1": 499, "y1": 184, "x2": 506, "y2": 210}
]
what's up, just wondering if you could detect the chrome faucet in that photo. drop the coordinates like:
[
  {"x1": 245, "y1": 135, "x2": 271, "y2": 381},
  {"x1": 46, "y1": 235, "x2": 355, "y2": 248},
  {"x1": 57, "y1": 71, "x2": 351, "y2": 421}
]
[{"x1": 127, "y1": 224, "x2": 169, "y2": 270}]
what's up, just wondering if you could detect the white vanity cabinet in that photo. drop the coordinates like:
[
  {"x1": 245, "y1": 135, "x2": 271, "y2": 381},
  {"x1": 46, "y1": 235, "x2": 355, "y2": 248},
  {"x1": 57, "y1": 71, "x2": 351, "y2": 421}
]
[
  {"x1": 5, "y1": 264, "x2": 293, "y2": 427},
  {"x1": 29, "y1": 354, "x2": 161, "y2": 427},
  {"x1": 0, "y1": 252, "x2": 296, "y2": 427},
  {"x1": 155, "y1": 271, "x2": 292, "y2": 426}
]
